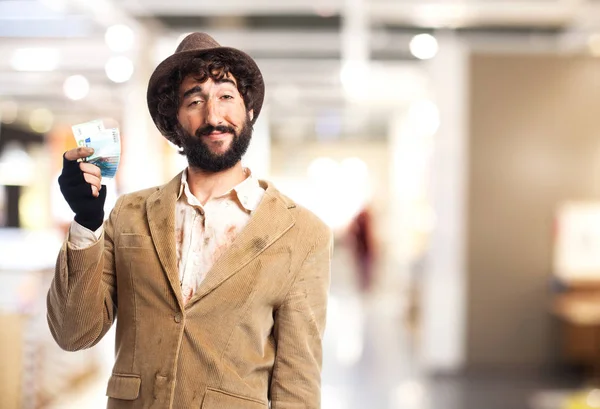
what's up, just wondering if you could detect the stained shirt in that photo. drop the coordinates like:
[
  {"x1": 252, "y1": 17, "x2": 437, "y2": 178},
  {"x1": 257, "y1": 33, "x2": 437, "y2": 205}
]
[{"x1": 175, "y1": 169, "x2": 265, "y2": 305}]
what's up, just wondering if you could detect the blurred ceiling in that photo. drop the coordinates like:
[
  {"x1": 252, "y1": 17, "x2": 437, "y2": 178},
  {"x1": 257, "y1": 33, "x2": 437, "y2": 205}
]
[{"x1": 1, "y1": 0, "x2": 600, "y2": 141}]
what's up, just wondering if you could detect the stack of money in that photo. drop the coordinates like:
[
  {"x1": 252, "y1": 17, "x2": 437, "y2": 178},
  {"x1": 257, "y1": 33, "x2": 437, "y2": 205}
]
[{"x1": 71, "y1": 119, "x2": 121, "y2": 179}]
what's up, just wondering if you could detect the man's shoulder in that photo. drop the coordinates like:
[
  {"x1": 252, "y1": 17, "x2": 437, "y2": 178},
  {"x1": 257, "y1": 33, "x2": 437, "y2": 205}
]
[
  {"x1": 118, "y1": 186, "x2": 161, "y2": 205},
  {"x1": 117, "y1": 172, "x2": 182, "y2": 207}
]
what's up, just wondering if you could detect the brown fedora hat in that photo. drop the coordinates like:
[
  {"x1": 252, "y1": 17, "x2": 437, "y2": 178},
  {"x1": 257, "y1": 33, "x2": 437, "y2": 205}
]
[{"x1": 147, "y1": 32, "x2": 265, "y2": 136}]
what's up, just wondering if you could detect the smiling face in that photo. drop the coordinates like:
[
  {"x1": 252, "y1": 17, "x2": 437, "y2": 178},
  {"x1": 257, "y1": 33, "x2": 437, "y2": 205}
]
[{"x1": 176, "y1": 73, "x2": 254, "y2": 172}]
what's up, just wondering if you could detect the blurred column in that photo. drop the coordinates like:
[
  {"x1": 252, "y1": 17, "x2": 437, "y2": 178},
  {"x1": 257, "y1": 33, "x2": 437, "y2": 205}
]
[
  {"x1": 243, "y1": 108, "x2": 271, "y2": 179},
  {"x1": 119, "y1": 31, "x2": 165, "y2": 193},
  {"x1": 342, "y1": 0, "x2": 369, "y2": 64},
  {"x1": 388, "y1": 111, "x2": 427, "y2": 282},
  {"x1": 341, "y1": 0, "x2": 370, "y2": 105},
  {"x1": 421, "y1": 31, "x2": 469, "y2": 372}
]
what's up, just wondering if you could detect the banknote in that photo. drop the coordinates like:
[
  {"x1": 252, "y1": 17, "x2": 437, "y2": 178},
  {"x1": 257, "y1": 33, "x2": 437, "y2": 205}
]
[
  {"x1": 71, "y1": 119, "x2": 104, "y2": 147},
  {"x1": 88, "y1": 156, "x2": 119, "y2": 179},
  {"x1": 71, "y1": 119, "x2": 121, "y2": 179},
  {"x1": 85, "y1": 128, "x2": 120, "y2": 161}
]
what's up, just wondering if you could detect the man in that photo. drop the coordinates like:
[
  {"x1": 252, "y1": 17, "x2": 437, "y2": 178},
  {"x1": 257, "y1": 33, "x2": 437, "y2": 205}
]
[{"x1": 48, "y1": 32, "x2": 332, "y2": 409}]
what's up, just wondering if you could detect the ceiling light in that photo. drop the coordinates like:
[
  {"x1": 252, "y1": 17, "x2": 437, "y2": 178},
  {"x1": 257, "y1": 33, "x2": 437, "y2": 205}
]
[
  {"x1": 105, "y1": 24, "x2": 135, "y2": 52},
  {"x1": 409, "y1": 34, "x2": 439, "y2": 60},
  {"x1": 29, "y1": 108, "x2": 54, "y2": 133},
  {"x1": 11, "y1": 48, "x2": 60, "y2": 72},
  {"x1": 63, "y1": 75, "x2": 90, "y2": 101},
  {"x1": 105, "y1": 56, "x2": 134, "y2": 83}
]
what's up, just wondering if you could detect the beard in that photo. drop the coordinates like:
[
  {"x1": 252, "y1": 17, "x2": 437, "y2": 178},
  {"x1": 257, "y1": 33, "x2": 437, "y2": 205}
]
[{"x1": 176, "y1": 118, "x2": 253, "y2": 173}]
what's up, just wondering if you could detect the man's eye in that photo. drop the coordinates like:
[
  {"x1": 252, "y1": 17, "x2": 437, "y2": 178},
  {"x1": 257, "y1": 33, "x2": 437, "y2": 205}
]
[
  {"x1": 222, "y1": 95, "x2": 234, "y2": 100},
  {"x1": 189, "y1": 100, "x2": 202, "y2": 106}
]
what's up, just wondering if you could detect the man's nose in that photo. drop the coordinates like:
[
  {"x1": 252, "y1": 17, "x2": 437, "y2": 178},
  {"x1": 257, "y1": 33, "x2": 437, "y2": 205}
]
[{"x1": 205, "y1": 99, "x2": 224, "y2": 126}]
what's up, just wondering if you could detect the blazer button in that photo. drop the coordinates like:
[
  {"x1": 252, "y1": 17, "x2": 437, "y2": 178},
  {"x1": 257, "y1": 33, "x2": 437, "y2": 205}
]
[{"x1": 174, "y1": 313, "x2": 182, "y2": 323}]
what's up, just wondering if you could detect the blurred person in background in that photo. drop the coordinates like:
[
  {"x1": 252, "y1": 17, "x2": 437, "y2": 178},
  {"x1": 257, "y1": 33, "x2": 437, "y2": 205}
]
[
  {"x1": 347, "y1": 206, "x2": 376, "y2": 293},
  {"x1": 47, "y1": 32, "x2": 332, "y2": 408}
]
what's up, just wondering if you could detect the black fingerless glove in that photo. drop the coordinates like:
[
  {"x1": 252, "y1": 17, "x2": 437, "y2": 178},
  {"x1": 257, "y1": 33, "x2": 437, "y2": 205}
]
[{"x1": 58, "y1": 154, "x2": 106, "y2": 231}]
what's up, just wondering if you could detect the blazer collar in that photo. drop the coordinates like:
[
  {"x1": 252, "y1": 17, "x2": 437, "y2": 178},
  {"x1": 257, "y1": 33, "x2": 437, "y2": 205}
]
[
  {"x1": 146, "y1": 172, "x2": 296, "y2": 310},
  {"x1": 146, "y1": 172, "x2": 184, "y2": 309}
]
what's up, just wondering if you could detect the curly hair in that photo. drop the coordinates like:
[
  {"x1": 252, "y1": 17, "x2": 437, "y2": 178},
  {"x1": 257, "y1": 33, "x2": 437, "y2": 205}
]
[{"x1": 153, "y1": 50, "x2": 258, "y2": 147}]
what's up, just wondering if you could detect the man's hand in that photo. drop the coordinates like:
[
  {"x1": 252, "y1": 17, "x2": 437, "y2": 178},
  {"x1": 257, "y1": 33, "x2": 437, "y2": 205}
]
[
  {"x1": 59, "y1": 147, "x2": 107, "y2": 231},
  {"x1": 65, "y1": 147, "x2": 102, "y2": 197}
]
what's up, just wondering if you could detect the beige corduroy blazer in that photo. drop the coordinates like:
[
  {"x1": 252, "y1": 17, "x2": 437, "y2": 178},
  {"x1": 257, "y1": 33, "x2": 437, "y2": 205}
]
[{"x1": 47, "y1": 173, "x2": 332, "y2": 409}]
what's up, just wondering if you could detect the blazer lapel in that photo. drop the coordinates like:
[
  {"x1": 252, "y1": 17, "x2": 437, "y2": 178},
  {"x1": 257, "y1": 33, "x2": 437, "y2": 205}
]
[
  {"x1": 188, "y1": 183, "x2": 295, "y2": 304},
  {"x1": 146, "y1": 172, "x2": 184, "y2": 310}
]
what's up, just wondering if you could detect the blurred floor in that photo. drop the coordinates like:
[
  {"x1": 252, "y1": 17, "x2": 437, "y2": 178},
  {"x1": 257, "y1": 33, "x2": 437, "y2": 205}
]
[{"x1": 45, "y1": 242, "x2": 583, "y2": 409}]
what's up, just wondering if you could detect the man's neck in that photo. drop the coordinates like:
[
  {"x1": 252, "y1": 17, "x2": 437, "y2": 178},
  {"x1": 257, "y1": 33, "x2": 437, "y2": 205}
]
[{"x1": 186, "y1": 162, "x2": 247, "y2": 205}]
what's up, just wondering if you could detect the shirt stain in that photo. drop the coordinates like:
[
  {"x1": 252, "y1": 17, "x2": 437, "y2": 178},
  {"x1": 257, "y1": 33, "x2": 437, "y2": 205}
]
[{"x1": 176, "y1": 173, "x2": 265, "y2": 306}]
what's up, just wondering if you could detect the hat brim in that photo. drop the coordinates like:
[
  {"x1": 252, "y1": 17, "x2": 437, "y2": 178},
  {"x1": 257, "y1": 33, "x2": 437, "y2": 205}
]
[{"x1": 147, "y1": 46, "x2": 265, "y2": 136}]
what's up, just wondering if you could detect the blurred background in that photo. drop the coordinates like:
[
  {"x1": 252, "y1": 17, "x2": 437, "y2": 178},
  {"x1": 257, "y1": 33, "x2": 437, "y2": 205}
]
[{"x1": 3, "y1": 0, "x2": 600, "y2": 408}]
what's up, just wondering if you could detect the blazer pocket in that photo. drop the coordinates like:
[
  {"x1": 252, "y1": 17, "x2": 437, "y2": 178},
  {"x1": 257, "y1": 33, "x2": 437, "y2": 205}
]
[
  {"x1": 201, "y1": 387, "x2": 266, "y2": 409},
  {"x1": 106, "y1": 373, "x2": 141, "y2": 400},
  {"x1": 118, "y1": 233, "x2": 154, "y2": 249}
]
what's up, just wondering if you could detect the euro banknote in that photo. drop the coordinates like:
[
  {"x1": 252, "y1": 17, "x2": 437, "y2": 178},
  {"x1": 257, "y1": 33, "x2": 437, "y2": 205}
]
[{"x1": 71, "y1": 119, "x2": 121, "y2": 179}]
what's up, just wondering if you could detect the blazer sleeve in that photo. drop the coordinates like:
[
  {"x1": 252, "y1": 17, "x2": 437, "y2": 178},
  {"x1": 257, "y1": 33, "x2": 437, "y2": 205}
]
[
  {"x1": 270, "y1": 227, "x2": 333, "y2": 409},
  {"x1": 46, "y1": 195, "x2": 125, "y2": 351}
]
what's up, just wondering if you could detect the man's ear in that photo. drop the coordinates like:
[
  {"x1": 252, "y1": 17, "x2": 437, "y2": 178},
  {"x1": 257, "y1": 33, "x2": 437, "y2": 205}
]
[{"x1": 248, "y1": 109, "x2": 254, "y2": 122}]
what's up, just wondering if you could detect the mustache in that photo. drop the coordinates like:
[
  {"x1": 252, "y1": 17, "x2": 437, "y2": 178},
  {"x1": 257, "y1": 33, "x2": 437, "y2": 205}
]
[{"x1": 195, "y1": 125, "x2": 236, "y2": 137}]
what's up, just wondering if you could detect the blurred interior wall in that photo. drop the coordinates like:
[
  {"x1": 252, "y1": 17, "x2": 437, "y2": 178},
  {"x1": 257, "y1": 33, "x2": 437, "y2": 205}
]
[
  {"x1": 421, "y1": 32, "x2": 469, "y2": 373},
  {"x1": 466, "y1": 53, "x2": 600, "y2": 369}
]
